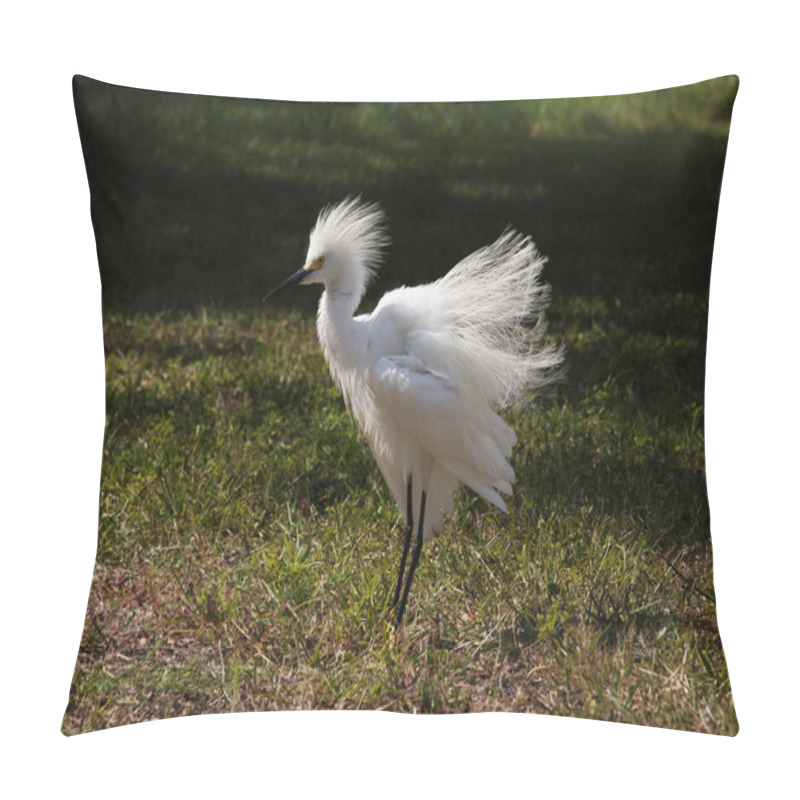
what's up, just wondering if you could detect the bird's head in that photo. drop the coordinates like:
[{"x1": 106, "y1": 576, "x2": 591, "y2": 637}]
[{"x1": 263, "y1": 197, "x2": 389, "y2": 303}]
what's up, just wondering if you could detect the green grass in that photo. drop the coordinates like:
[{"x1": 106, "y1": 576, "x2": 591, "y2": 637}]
[
  {"x1": 63, "y1": 76, "x2": 738, "y2": 735},
  {"x1": 63, "y1": 298, "x2": 735, "y2": 734}
]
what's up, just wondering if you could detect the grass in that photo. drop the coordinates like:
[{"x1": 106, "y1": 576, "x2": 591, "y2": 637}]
[
  {"x1": 63, "y1": 75, "x2": 738, "y2": 735},
  {"x1": 63, "y1": 298, "x2": 735, "y2": 734}
]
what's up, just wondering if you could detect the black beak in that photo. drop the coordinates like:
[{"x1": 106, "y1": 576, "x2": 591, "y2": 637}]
[{"x1": 262, "y1": 267, "x2": 310, "y2": 303}]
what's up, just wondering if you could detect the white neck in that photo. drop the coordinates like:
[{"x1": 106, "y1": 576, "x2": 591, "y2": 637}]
[{"x1": 316, "y1": 289, "x2": 365, "y2": 407}]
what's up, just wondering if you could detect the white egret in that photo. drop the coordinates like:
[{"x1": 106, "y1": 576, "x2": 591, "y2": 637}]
[{"x1": 264, "y1": 197, "x2": 564, "y2": 627}]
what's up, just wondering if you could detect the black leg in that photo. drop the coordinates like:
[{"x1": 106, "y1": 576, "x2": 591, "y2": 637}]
[
  {"x1": 391, "y1": 476, "x2": 413, "y2": 609},
  {"x1": 393, "y1": 489, "x2": 426, "y2": 629}
]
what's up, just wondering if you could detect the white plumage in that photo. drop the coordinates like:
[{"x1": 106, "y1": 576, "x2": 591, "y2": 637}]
[{"x1": 265, "y1": 197, "x2": 563, "y2": 626}]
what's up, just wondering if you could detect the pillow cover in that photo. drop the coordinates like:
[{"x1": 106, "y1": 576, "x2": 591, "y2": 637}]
[{"x1": 64, "y1": 75, "x2": 738, "y2": 735}]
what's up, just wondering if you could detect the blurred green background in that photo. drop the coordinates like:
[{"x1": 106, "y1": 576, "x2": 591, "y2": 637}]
[{"x1": 74, "y1": 75, "x2": 736, "y2": 312}]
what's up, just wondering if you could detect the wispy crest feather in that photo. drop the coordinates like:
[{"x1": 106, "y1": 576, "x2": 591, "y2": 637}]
[{"x1": 309, "y1": 197, "x2": 389, "y2": 288}]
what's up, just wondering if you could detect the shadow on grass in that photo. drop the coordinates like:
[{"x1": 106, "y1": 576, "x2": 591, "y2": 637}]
[{"x1": 528, "y1": 437, "x2": 709, "y2": 549}]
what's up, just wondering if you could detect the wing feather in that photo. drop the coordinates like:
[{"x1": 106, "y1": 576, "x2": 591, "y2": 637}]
[{"x1": 370, "y1": 353, "x2": 516, "y2": 512}]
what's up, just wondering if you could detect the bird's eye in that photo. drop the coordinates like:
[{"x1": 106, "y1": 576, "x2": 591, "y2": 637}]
[{"x1": 305, "y1": 255, "x2": 325, "y2": 271}]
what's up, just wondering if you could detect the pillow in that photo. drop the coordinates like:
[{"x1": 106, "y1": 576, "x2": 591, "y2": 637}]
[{"x1": 64, "y1": 75, "x2": 738, "y2": 735}]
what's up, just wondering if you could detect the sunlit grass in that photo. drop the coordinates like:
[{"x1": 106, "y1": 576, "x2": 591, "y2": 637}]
[{"x1": 64, "y1": 296, "x2": 736, "y2": 734}]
